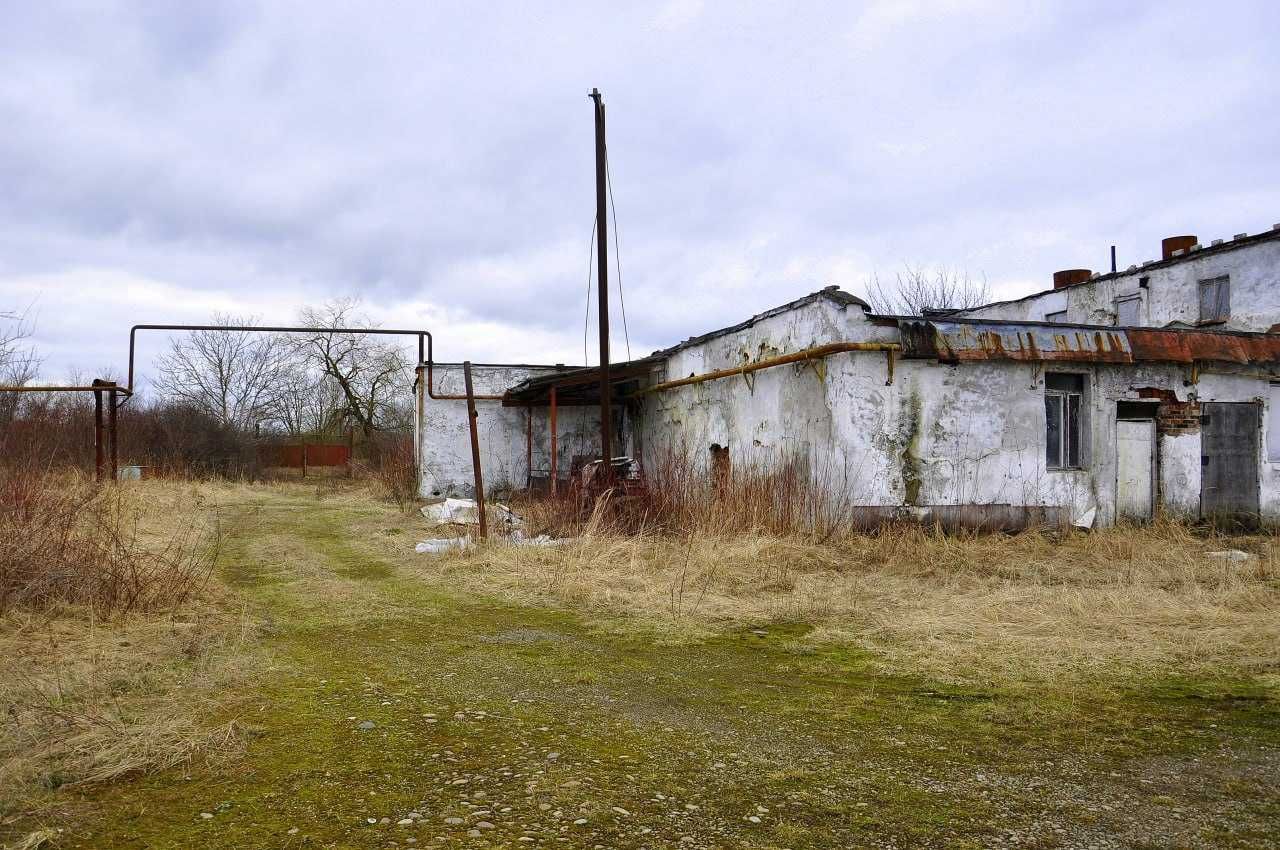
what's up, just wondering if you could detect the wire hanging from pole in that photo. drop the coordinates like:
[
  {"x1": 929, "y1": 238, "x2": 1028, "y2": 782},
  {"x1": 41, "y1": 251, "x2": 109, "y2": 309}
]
[
  {"x1": 583, "y1": 215, "x2": 596, "y2": 367},
  {"x1": 605, "y1": 152, "x2": 631, "y2": 362}
]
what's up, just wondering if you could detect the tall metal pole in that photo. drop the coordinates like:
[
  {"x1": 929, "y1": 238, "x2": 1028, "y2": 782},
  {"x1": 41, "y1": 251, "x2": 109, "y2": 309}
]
[
  {"x1": 590, "y1": 87, "x2": 613, "y2": 484},
  {"x1": 463, "y1": 361, "x2": 488, "y2": 539},
  {"x1": 549, "y1": 385, "x2": 558, "y2": 496}
]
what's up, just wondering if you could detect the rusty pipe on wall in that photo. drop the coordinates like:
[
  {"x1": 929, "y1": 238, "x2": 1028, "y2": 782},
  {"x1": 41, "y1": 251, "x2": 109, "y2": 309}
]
[
  {"x1": 634, "y1": 342, "x2": 901, "y2": 395},
  {"x1": 419, "y1": 335, "x2": 499, "y2": 401}
]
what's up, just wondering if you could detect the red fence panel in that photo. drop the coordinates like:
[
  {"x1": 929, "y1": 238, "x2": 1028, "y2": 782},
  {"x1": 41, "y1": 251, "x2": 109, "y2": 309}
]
[
  {"x1": 305, "y1": 443, "x2": 351, "y2": 467},
  {"x1": 258, "y1": 443, "x2": 350, "y2": 469}
]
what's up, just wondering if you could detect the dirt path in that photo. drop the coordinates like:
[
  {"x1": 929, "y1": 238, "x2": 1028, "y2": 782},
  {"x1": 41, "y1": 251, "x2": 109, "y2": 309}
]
[{"x1": 71, "y1": 488, "x2": 1280, "y2": 849}]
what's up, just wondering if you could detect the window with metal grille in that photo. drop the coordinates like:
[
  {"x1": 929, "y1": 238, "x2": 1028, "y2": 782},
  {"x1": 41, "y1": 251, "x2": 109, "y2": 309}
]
[
  {"x1": 1199, "y1": 275, "x2": 1230, "y2": 323},
  {"x1": 1045, "y1": 373, "x2": 1084, "y2": 469}
]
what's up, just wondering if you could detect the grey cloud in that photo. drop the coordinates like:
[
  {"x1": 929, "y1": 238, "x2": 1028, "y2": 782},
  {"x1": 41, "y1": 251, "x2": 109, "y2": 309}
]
[{"x1": 1, "y1": 1, "x2": 1278, "y2": 378}]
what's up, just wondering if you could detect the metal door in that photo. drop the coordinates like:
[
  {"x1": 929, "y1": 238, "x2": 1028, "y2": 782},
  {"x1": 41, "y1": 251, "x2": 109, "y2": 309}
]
[
  {"x1": 1200, "y1": 402, "x2": 1260, "y2": 518},
  {"x1": 1116, "y1": 419, "x2": 1155, "y2": 521}
]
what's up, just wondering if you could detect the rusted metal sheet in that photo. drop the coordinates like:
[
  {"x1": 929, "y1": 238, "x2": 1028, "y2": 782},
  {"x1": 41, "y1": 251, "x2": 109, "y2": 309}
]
[
  {"x1": 901, "y1": 320, "x2": 1280, "y2": 368},
  {"x1": 1126, "y1": 328, "x2": 1280, "y2": 366},
  {"x1": 900, "y1": 320, "x2": 1132, "y2": 363}
]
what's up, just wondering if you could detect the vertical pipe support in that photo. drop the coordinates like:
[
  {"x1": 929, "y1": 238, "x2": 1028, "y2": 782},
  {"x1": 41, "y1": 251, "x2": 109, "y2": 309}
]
[
  {"x1": 463, "y1": 361, "x2": 488, "y2": 539},
  {"x1": 108, "y1": 384, "x2": 119, "y2": 482},
  {"x1": 92, "y1": 380, "x2": 105, "y2": 483},
  {"x1": 549, "y1": 385, "x2": 558, "y2": 496}
]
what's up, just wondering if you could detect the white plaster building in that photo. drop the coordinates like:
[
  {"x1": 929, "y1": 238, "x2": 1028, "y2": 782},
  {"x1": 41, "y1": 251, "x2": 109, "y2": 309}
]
[{"x1": 417, "y1": 223, "x2": 1280, "y2": 528}]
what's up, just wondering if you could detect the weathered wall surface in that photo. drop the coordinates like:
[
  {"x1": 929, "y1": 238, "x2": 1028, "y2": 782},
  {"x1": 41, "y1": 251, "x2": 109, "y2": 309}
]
[
  {"x1": 962, "y1": 235, "x2": 1280, "y2": 330},
  {"x1": 417, "y1": 364, "x2": 596, "y2": 498},
  {"x1": 633, "y1": 296, "x2": 1280, "y2": 526}
]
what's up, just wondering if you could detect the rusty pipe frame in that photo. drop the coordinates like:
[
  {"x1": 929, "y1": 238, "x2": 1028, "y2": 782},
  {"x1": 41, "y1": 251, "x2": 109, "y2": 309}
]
[
  {"x1": 0, "y1": 384, "x2": 134, "y2": 393},
  {"x1": 127, "y1": 323, "x2": 431, "y2": 396},
  {"x1": 424, "y1": 335, "x2": 502, "y2": 400},
  {"x1": 634, "y1": 342, "x2": 902, "y2": 395}
]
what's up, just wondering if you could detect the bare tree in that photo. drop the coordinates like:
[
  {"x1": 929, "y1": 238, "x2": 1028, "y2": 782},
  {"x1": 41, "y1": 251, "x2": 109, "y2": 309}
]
[
  {"x1": 0, "y1": 308, "x2": 40, "y2": 387},
  {"x1": 287, "y1": 299, "x2": 410, "y2": 440},
  {"x1": 863, "y1": 265, "x2": 991, "y2": 316},
  {"x1": 152, "y1": 314, "x2": 289, "y2": 431}
]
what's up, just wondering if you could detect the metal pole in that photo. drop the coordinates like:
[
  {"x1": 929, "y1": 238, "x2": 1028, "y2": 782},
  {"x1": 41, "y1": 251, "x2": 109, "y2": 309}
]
[
  {"x1": 463, "y1": 361, "x2": 487, "y2": 539},
  {"x1": 108, "y1": 384, "x2": 118, "y2": 483},
  {"x1": 1110, "y1": 245, "x2": 1117, "y2": 274},
  {"x1": 590, "y1": 87, "x2": 613, "y2": 485},
  {"x1": 301, "y1": 442, "x2": 307, "y2": 478},
  {"x1": 92, "y1": 380, "x2": 104, "y2": 482},
  {"x1": 525, "y1": 405, "x2": 533, "y2": 490},
  {"x1": 549, "y1": 385, "x2": 558, "y2": 497}
]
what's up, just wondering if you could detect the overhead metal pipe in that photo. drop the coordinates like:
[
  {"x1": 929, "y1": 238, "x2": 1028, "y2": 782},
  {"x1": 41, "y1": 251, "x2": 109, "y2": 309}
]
[
  {"x1": 424, "y1": 335, "x2": 504, "y2": 400},
  {"x1": 634, "y1": 342, "x2": 902, "y2": 395},
  {"x1": 127, "y1": 323, "x2": 431, "y2": 396}
]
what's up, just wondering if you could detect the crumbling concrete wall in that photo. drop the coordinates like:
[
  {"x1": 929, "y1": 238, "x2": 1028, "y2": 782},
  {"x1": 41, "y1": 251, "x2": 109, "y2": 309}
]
[
  {"x1": 633, "y1": 296, "x2": 1280, "y2": 527},
  {"x1": 417, "y1": 364, "x2": 595, "y2": 498},
  {"x1": 962, "y1": 236, "x2": 1280, "y2": 330}
]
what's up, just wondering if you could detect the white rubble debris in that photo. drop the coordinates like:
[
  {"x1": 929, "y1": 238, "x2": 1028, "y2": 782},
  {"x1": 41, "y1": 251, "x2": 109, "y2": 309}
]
[
  {"x1": 415, "y1": 537, "x2": 473, "y2": 554},
  {"x1": 1206, "y1": 549, "x2": 1257, "y2": 562},
  {"x1": 421, "y1": 497, "x2": 522, "y2": 529}
]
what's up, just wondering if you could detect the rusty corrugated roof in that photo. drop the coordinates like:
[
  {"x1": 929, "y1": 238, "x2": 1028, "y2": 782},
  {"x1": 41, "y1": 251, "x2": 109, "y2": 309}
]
[{"x1": 899, "y1": 319, "x2": 1280, "y2": 367}]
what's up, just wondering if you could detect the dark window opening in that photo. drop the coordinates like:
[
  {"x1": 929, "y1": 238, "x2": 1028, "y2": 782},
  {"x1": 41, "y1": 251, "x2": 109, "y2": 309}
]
[
  {"x1": 1117, "y1": 400, "x2": 1158, "y2": 421},
  {"x1": 1199, "y1": 275, "x2": 1230, "y2": 323},
  {"x1": 1046, "y1": 373, "x2": 1085, "y2": 469}
]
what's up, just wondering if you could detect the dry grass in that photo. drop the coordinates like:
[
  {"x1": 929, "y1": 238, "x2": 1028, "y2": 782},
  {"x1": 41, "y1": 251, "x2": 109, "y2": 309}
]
[
  {"x1": 0, "y1": 477, "x2": 258, "y2": 837},
  {"x1": 0, "y1": 467, "x2": 216, "y2": 615},
  {"x1": 434, "y1": 515, "x2": 1280, "y2": 684}
]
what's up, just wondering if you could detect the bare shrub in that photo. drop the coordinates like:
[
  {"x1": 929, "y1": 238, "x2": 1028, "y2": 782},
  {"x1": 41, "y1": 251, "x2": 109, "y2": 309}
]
[
  {"x1": 361, "y1": 434, "x2": 417, "y2": 510},
  {"x1": 0, "y1": 468, "x2": 216, "y2": 616},
  {"x1": 863, "y1": 265, "x2": 991, "y2": 316}
]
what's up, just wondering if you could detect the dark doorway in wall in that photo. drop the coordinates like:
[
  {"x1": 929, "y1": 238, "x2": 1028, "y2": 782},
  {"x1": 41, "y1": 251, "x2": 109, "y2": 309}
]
[
  {"x1": 1201, "y1": 402, "x2": 1260, "y2": 521},
  {"x1": 710, "y1": 443, "x2": 730, "y2": 491}
]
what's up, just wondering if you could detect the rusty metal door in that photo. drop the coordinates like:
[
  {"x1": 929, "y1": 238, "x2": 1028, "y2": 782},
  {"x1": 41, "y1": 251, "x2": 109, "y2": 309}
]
[
  {"x1": 1200, "y1": 402, "x2": 1260, "y2": 519},
  {"x1": 1116, "y1": 419, "x2": 1155, "y2": 521}
]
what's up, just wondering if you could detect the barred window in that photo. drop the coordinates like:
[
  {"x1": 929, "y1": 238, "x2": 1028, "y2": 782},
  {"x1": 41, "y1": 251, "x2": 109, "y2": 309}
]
[{"x1": 1045, "y1": 373, "x2": 1084, "y2": 469}]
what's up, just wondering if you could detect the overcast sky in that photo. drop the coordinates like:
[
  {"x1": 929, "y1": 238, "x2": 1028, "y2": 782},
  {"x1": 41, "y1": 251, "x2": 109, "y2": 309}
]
[{"x1": 3, "y1": 1, "x2": 1278, "y2": 384}]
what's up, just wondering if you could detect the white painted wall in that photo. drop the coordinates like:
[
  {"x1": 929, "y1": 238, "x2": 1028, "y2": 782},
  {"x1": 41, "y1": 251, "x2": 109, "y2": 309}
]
[
  {"x1": 631, "y1": 295, "x2": 1280, "y2": 526},
  {"x1": 417, "y1": 364, "x2": 596, "y2": 498},
  {"x1": 961, "y1": 236, "x2": 1280, "y2": 330}
]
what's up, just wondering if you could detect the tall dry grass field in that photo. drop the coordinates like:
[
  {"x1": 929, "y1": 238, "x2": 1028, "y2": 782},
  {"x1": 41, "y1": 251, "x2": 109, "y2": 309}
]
[
  {"x1": 447, "y1": 455, "x2": 1280, "y2": 685},
  {"x1": 0, "y1": 470, "x2": 250, "y2": 832}
]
